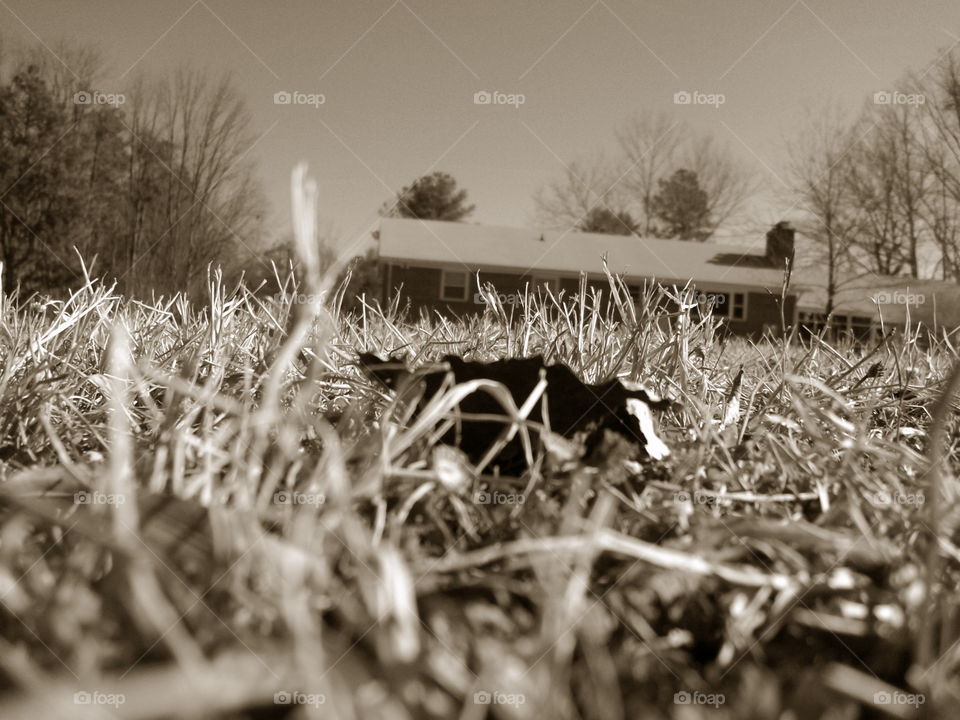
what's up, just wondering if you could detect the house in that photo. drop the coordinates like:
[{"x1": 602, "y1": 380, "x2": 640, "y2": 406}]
[
  {"x1": 792, "y1": 272, "x2": 960, "y2": 340},
  {"x1": 375, "y1": 218, "x2": 960, "y2": 338},
  {"x1": 377, "y1": 217, "x2": 797, "y2": 336}
]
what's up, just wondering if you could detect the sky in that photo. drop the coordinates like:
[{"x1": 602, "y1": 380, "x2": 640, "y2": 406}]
[{"x1": 3, "y1": 0, "x2": 959, "y2": 259}]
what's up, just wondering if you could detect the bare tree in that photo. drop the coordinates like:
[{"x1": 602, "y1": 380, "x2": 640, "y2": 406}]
[
  {"x1": 533, "y1": 111, "x2": 756, "y2": 238},
  {"x1": 787, "y1": 106, "x2": 864, "y2": 315},
  {"x1": 0, "y1": 34, "x2": 265, "y2": 298},
  {"x1": 913, "y1": 48, "x2": 960, "y2": 280},
  {"x1": 919, "y1": 142, "x2": 960, "y2": 280},
  {"x1": 20, "y1": 39, "x2": 107, "y2": 107},
  {"x1": 681, "y1": 134, "x2": 758, "y2": 234},
  {"x1": 615, "y1": 111, "x2": 684, "y2": 234},
  {"x1": 918, "y1": 49, "x2": 960, "y2": 201},
  {"x1": 845, "y1": 102, "x2": 928, "y2": 277},
  {"x1": 121, "y1": 69, "x2": 265, "y2": 295},
  {"x1": 531, "y1": 154, "x2": 625, "y2": 231}
]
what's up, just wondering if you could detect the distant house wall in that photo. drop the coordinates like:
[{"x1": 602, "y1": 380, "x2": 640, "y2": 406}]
[
  {"x1": 384, "y1": 265, "x2": 452, "y2": 311},
  {"x1": 384, "y1": 264, "x2": 531, "y2": 314},
  {"x1": 741, "y1": 290, "x2": 795, "y2": 336},
  {"x1": 381, "y1": 261, "x2": 794, "y2": 336}
]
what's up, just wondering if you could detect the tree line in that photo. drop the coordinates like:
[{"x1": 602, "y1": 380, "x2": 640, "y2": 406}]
[
  {"x1": 7, "y1": 34, "x2": 960, "y2": 306},
  {"x1": 532, "y1": 112, "x2": 757, "y2": 240},
  {"x1": 787, "y1": 48, "x2": 960, "y2": 312},
  {"x1": 0, "y1": 38, "x2": 263, "y2": 297}
]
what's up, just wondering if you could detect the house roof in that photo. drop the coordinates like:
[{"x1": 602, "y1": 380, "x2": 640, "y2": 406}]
[
  {"x1": 377, "y1": 218, "x2": 789, "y2": 290},
  {"x1": 792, "y1": 269, "x2": 960, "y2": 328}
]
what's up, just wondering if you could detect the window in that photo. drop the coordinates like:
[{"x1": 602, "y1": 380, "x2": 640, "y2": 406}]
[
  {"x1": 847, "y1": 315, "x2": 873, "y2": 341},
  {"x1": 798, "y1": 311, "x2": 827, "y2": 337},
  {"x1": 529, "y1": 275, "x2": 560, "y2": 293},
  {"x1": 836, "y1": 314, "x2": 874, "y2": 341},
  {"x1": 798, "y1": 312, "x2": 874, "y2": 341},
  {"x1": 709, "y1": 293, "x2": 728, "y2": 317},
  {"x1": 730, "y1": 293, "x2": 747, "y2": 320},
  {"x1": 705, "y1": 291, "x2": 747, "y2": 321},
  {"x1": 440, "y1": 270, "x2": 469, "y2": 301}
]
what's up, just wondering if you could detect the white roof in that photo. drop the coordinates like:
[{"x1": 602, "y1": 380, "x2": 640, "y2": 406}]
[
  {"x1": 793, "y1": 270, "x2": 960, "y2": 327},
  {"x1": 378, "y1": 218, "x2": 789, "y2": 290}
]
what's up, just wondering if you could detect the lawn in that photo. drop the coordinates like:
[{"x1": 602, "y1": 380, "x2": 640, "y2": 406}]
[{"x1": 0, "y1": 179, "x2": 957, "y2": 719}]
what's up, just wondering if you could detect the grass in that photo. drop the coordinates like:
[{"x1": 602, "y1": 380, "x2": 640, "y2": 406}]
[{"x1": 0, "y1": 170, "x2": 958, "y2": 719}]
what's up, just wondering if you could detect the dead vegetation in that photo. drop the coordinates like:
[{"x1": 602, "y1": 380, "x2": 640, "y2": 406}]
[{"x1": 0, "y1": 171, "x2": 958, "y2": 719}]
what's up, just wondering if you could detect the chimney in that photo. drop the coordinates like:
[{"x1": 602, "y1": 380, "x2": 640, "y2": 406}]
[{"x1": 765, "y1": 221, "x2": 795, "y2": 269}]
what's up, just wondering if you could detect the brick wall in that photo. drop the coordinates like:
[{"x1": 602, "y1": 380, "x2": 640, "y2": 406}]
[{"x1": 382, "y1": 263, "x2": 794, "y2": 335}]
